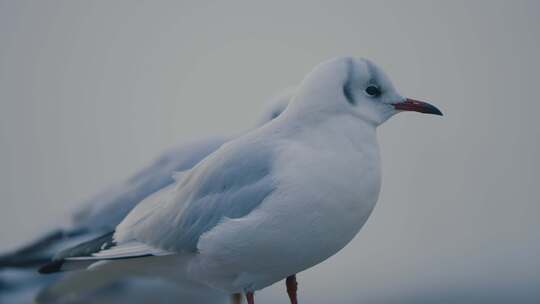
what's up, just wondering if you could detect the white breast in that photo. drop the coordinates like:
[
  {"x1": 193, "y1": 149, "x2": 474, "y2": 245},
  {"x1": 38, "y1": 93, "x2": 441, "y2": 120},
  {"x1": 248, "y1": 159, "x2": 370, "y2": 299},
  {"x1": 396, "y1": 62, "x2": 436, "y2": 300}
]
[
  {"x1": 270, "y1": 116, "x2": 381, "y2": 265},
  {"x1": 191, "y1": 116, "x2": 382, "y2": 292}
]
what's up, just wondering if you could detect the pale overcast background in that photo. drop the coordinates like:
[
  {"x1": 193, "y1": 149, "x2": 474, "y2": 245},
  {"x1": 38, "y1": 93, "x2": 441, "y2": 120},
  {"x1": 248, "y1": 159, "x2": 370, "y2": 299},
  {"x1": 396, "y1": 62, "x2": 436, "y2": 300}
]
[{"x1": 1, "y1": 0, "x2": 539, "y2": 303}]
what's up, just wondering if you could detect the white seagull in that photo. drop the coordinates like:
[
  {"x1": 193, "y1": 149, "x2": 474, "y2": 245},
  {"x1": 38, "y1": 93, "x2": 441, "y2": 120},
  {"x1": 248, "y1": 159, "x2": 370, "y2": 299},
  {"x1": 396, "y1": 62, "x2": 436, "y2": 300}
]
[
  {"x1": 38, "y1": 57, "x2": 442, "y2": 304},
  {"x1": 0, "y1": 92, "x2": 291, "y2": 303}
]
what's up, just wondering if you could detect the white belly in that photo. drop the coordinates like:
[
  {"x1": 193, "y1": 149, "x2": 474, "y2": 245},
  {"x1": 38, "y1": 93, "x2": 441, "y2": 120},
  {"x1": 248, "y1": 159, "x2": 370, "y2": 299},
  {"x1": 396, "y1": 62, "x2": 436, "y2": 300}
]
[{"x1": 191, "y1": 124, "x2": 381, "y2": 292}]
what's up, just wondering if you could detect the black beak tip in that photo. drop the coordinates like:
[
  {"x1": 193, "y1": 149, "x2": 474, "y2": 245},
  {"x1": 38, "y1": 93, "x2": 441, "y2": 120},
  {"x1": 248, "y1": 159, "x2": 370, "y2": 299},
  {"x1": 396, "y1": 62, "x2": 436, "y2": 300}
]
[{"x1": 427, "y1": 105, "x2": 443, "y2": 116}]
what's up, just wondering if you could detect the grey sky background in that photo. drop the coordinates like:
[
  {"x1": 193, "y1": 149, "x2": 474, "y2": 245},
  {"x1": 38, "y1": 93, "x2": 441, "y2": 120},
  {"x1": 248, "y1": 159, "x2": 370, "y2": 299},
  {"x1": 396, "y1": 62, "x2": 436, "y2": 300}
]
[{"x1": 0, "y1": 0, "x2": 539, "y2": 303}]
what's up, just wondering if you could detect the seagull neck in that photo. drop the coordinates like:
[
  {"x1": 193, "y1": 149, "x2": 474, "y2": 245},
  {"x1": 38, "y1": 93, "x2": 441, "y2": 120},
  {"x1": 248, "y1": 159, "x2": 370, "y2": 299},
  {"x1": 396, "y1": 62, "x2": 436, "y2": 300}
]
[
  {"x1": 277, "y1": 110, "x2": 378, "y2": 153},
  {"x1": 277, "y1": 104, "x2": 344, "y2": 132}
]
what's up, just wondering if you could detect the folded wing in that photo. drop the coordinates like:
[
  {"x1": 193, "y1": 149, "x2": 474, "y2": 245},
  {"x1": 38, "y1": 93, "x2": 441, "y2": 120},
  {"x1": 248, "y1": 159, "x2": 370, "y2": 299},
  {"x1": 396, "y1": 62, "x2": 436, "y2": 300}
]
[{"x1": 40, "y1": 138, "x2": 277, "y2": 273}]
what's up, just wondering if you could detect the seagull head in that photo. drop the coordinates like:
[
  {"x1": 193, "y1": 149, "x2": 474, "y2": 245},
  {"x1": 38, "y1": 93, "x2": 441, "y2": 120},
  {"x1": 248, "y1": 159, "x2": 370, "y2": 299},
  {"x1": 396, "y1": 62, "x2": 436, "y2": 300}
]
[{"x1": 288, "y1": 57, "x2": 442, "y2": 127}]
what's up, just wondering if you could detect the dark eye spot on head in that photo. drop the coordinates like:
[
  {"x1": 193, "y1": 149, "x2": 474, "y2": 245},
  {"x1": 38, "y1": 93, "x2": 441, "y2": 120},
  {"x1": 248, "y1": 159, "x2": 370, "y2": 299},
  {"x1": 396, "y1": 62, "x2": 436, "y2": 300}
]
[
  {"x1": 365, "y1": 85, "x2": 381, "y2": 97},
  {"x1": 343, "y1": 82, "x2": 355, "y2": 105},
  {"x1": 271, "y1": 111, "x2": 280, "y2": 119},
  {"x1": 343, "y1": 58, "x2": 355, "y2": 105}
]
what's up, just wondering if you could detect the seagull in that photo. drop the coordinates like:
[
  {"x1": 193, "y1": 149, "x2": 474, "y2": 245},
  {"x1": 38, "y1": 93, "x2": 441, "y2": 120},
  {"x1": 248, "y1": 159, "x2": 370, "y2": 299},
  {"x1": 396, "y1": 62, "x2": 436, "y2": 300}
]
[
  {"x1": 38, "y1": 57, "x2": 442, "y2": 304},
  {"x1": 0, "y1": 91, "x2": 291, "y2": 303}
]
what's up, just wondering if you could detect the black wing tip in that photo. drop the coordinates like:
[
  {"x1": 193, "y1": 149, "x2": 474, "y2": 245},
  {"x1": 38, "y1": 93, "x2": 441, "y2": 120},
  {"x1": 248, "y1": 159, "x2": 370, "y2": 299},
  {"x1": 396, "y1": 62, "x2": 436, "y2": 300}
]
[
  {"x1": 55, "y1": 231, "x2": 115, "y2": 261},
  {"x1": 38, "y1": 260, "x2": 64, "y2": 274},
  {"x1": 38, "y1": 231, "x2": 116, "y2": 274},
  {"x1": 0, "y1": 256, "x2": 52, "y2": 269}
]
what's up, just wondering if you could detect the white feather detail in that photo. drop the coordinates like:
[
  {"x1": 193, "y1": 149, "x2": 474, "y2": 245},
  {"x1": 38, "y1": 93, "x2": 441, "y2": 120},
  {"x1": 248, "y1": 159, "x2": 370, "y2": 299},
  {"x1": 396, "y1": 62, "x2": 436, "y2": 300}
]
[{"x1": 66, "y1": 242, "x2": 172, "y2": 261}]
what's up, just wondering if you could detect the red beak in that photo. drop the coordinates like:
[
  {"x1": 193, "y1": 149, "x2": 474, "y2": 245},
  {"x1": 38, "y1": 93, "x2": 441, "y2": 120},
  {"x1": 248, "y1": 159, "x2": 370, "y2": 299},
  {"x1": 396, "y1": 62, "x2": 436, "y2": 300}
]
[{"x1": 393, "y1": 98, "x2": 443, "y2": 116}]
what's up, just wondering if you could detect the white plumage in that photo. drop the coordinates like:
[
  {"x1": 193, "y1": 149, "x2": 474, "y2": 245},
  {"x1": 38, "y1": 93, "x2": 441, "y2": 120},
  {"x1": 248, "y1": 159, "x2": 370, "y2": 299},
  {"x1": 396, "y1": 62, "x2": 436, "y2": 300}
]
[{"x1": 39, "y1": 57, "x2": 442, "y2": 303}]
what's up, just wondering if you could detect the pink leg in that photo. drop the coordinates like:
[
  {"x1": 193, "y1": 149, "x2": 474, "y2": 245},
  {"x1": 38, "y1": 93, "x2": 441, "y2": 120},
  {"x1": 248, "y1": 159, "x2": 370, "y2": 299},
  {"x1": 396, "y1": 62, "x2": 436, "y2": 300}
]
[
  {"x1": 286, "y1": 274, "x2": 298, "y2": 304},
  {"x1": 245, "y1": 291, "x2": 255, "y2": 304}
]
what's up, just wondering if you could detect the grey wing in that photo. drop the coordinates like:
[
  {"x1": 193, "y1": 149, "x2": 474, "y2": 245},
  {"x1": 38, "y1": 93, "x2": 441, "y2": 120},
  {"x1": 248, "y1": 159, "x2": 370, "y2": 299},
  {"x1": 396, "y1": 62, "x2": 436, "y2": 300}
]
[
  {"x1": 115, "y1": 139, "x2": 277, "y2": 253},
  {"x1": 38, "y1": 140, "x2": 277, "y2": 271}
]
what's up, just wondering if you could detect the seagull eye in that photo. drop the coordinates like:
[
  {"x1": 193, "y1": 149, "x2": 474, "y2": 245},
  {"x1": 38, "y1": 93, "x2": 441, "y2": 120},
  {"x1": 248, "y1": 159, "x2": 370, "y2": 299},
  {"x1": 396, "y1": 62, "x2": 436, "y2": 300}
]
[{"x1": 365, "y1": 85, "x2": 381, "y2": 97}]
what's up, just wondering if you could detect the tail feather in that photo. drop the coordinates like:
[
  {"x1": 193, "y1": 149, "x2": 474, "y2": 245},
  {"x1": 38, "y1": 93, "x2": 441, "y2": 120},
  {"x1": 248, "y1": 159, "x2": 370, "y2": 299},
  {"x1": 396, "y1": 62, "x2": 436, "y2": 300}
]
[{"x1": 38, "y1": 231, "x2": 173, "y2": 274}]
